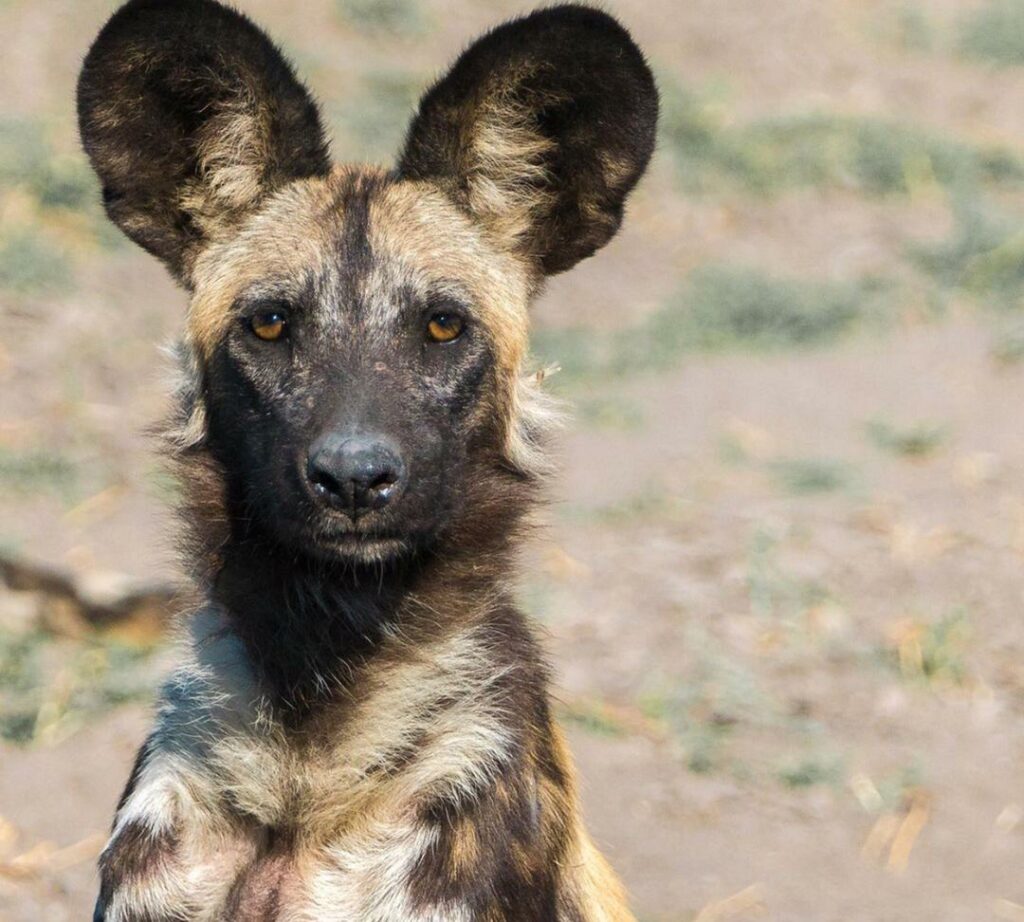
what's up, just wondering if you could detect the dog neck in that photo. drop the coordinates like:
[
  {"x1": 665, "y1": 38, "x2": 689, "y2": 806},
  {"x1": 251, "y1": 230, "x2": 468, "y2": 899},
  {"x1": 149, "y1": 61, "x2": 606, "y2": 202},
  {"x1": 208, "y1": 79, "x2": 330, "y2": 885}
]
[
  {"x1": 177, "y1": 443, "x2": 535, "y2": 721},
  {"x1": 210, "y1": 535, "x2": 404, "y2": 714}
]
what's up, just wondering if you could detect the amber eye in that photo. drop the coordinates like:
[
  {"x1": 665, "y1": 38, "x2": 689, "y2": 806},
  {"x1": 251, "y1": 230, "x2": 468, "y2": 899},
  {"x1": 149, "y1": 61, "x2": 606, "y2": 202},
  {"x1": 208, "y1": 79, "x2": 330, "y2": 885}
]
[
  {"x1": 250, "y1": 310, "x2": 288, "y2": 342},
  {"x1": 426, "y1": 312, "x2": 464, "y2": 343}
]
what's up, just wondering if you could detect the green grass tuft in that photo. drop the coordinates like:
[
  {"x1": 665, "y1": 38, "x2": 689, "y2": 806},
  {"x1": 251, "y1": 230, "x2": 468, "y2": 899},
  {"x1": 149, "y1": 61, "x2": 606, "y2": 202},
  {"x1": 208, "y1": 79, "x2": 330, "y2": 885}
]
[
  {"x1": 959, "y1": 0, "x2": 1024, "y2": 66},
  {"x1": 0, "y1": 628, "x2": 159, "y2": 746},
  {"x1": 639, "y1": 629, "x2": 779, "y2": 776},
  {"x1": 579, "y1": 486, "x2": 683, "y2": 526},
  {"x1": 746, "y1": 528, "x2": 832, "y2": 622},
  {"x1": 912, "y1": 198, "x2": 1024, "y2": 308},
  {"x1": 330, "y1": 71, "x2": 421, "y2": 162},
  {"x1": 0, "y1": 116, "x2": 115, "y2": 272},
  {"x1": 534, "y1": 266, "x2": 888, "y2": 389},
  {"x1": 0, "y1": 446, "x2": 79, "y2": 498},
  {"x1": 991, "y1": 322, "x2": 1024, "y2": 364},
  {"x1": 866, "y1": 419, "x2": 948, "y2": 458},
  {"x1": 0, "y1": 118, "x2": 96, "y2": 212},
  {"x1": 658, "y1": 79, "x2": 731, "y2": 193},
  {"x1": 663, "y1": 266, "x2": 882, "y2": 352},
  {"x1": 916, "y1": 611, "x2": 972, "y2": 684},
  {"x1": 334, "y1": 0, "x2": 427, "y2": 35},
  {"x1": 889, "y1": 4, "x2": 935, "y2": 52},
  {"x1": 885, "y1": 609, "x2": 973, "y2": 686},
  {"x1": 776, "y1": 753, "x2": 844, "y2": 789},
  {"x1": 659, "y1": 75, "x2": 1024, "y2": 197},
  {"x1": 530, "y1": 327, "x2": 603, "y2": 384},
  {"x1": 0, "y1": 230, "x2": 73, "y2": 295},
  {"x1": 559, "y1": 699, "x2": 630, "y2": 739},
  {"x1": 768, "y1": 458, "x2": 854, "y2": 495},
  {"x1": 876, "y1": 764, "x2": 926, "y2": 810},
  {"x1": 575, "y1": 395, "x2": 646, "y2": 431}
]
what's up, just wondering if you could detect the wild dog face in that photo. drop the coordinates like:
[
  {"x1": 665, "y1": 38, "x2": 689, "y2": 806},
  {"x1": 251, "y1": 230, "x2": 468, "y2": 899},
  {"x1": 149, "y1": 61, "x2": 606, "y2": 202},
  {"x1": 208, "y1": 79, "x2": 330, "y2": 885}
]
[{"x1": 78, "y1": 0, "x2": 658, "y2": 565}]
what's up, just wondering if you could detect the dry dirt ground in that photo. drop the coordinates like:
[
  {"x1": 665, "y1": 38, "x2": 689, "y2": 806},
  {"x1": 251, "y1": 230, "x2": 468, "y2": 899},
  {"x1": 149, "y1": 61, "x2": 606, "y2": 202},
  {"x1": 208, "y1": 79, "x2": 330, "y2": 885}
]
[{"x1": 2, "y1": 1, "x2": 1024, "y2": 920}]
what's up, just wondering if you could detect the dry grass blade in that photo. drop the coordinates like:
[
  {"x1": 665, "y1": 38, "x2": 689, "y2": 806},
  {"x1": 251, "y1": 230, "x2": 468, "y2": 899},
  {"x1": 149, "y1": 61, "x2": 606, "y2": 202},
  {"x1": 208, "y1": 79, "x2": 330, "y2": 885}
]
[
  {"x1": 887, "y1": 792, "x2": 931, "y2": 875},
  {"x1": 41, "y1": 833, "x2": 105, "y2": 872},
  {"x1": 995, "y1": 900, "x2": 1024, "y2": 922},
  {"x1": 0, "y1": 815, "x2": 18, "y2": 855},
  {"x1": 558, "y1": 695, "x2": 669, "y2": 742},
  {"x1": 0, "y1": 833, "x2": 105, "y2": 880},
  {"x1": 693, "y1": 883, "x2": 766, "y2": 922},
  {"x1": 861, "y1": 812, "x2": 901, "y2": 863},
  {"x1": 995, "y1": 803, "x2": 1023, "y2": 833},
  {"x1": 849, "y1": 772, "x2": 884, "y2": 813},
  {"x1": 0, "y1": 841, "x2": 54, "y2": 880}
]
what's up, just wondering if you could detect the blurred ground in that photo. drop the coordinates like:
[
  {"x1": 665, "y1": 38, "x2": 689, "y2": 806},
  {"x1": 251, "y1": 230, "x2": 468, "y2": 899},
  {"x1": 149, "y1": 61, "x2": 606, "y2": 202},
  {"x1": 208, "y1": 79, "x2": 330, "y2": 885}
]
[{"x1": 2, "y1": 0, "x2": 1024, "y2": 919}]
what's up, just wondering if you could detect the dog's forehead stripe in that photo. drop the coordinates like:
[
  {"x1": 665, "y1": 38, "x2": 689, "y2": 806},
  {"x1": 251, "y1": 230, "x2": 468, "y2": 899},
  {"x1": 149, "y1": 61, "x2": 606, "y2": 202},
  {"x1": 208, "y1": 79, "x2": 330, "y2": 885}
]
[{"x1": 187, "y1": 173, "x2": 342, "y2": 354}]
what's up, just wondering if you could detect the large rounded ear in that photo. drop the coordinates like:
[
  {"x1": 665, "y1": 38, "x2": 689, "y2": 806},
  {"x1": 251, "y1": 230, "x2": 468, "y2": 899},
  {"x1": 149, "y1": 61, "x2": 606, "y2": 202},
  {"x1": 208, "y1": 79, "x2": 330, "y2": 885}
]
[
  {"x1": 398, "y1": 4, "x2": 658, "y2": 276},
  {"x1": 77, "y1": 0, "x2": 331, "y2": 285}
]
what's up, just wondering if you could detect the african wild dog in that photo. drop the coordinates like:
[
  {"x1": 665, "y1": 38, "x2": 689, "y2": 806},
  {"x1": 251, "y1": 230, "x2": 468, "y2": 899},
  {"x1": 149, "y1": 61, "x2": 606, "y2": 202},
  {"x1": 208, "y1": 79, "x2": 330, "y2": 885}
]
[{"x1": 77, "y1": 0, "x2": 657, "y2": 918}]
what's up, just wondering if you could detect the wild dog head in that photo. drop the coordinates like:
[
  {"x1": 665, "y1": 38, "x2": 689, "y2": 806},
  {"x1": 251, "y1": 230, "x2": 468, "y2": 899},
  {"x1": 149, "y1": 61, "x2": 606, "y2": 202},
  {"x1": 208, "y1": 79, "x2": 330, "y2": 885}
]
[{"x1": 78, "y1": 0, "x2": 658, "y2": 567}]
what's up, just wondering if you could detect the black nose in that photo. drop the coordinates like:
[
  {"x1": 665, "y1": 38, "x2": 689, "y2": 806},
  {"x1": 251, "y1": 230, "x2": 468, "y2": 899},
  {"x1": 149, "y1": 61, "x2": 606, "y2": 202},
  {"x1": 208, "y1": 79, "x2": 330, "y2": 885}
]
[{"x1": 306, "y1": 434, "x2": 406, "y2": 519}]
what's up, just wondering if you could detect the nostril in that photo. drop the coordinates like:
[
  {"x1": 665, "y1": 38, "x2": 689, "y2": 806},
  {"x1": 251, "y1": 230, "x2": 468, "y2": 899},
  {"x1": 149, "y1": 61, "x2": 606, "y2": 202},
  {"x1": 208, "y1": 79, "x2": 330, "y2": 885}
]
[
  {"x1": 367, "y1": 469, "x2": 397, "y2": 492},
  {"x1": 361, "y1": 469, "x2": 399, "y2": 511},
  {"x1": 308, "y1": 463, "x2": 344, "y2": 501}
]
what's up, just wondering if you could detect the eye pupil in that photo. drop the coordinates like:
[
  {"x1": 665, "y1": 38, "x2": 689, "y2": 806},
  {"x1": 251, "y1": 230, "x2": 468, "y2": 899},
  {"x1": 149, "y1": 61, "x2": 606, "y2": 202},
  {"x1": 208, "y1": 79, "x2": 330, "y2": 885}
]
[
  {"x1": 251, "y1": 311, "x2": 287, "y2": 341},
  {"x1": 427, "y1": 313, "x2": 464, "y2": 343}
]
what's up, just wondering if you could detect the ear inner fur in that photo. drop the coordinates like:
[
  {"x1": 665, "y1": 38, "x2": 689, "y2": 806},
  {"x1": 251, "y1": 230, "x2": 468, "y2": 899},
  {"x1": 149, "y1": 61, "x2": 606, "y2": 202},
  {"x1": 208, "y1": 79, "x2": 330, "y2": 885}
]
[{"x1": 399, "y1": 4, "x2": 658, "y2": 276}]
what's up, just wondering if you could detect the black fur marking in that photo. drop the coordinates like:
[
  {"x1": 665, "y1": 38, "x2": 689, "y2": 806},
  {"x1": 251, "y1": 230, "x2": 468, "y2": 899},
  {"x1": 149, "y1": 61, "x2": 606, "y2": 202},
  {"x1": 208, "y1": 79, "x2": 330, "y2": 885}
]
[
  {"x1": 77, "y1": 0, "x2": 331, "y2": 282},
  {"x1": 407, "y1": 607, "x2": 562, "y2": 919},
  {"x1": 94, "y1": 740, "x2": 172, "y2": 921},
  {"x1": 101, "y1": 821, "x2": 176, "y2": 881},
  {"x1": 114, "y1": 735, "x2": 155, "y2": 819},
  {"x1": 335, "y1": 171, "x2": 381, "y2": 299},
  {"x1": 411, "y1": 782, "x2": 559, "y2": 921},
  {"x1": 211, "y1": 532, "x2": 411, "y2": 715},
  {"x1": 96, "y1": 820, "x2": 179, "y2": 922},
  {"x1": 399, "y1": 4, "x2": 658, "y2": 275},
  {"x1": 223, "y1": 827, "x2": 296, "y2": 922}
]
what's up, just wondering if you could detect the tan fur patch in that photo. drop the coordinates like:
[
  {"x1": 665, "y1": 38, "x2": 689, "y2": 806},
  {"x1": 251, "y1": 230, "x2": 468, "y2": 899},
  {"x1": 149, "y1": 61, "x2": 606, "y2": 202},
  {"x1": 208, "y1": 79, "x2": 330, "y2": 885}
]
[
  {"x1": 545, "y1": 727, "x2": 635, "y2": 921},
  {"x1": 365, "y1": 179, "x2": 532, "y2": 374},
  {"x1": 447, "y1": 815, "x2": 480, "y2": 878},
  {"x1": 186, "y1": 171, "x2": 343, "y2": 355}
]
